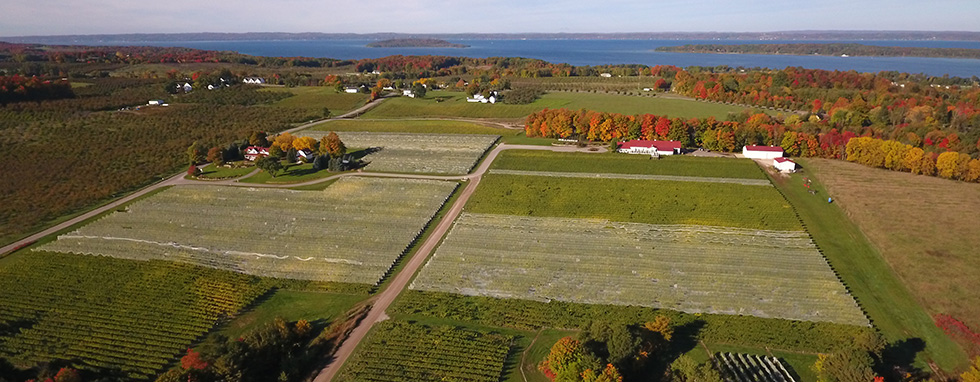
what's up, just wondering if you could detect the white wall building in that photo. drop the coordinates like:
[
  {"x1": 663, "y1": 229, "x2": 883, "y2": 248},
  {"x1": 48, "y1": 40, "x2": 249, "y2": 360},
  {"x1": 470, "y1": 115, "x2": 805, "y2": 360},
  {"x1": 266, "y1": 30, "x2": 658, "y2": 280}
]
[
  {"x1": 617, "y1": 140, "x2": 683, "y2": 156},
  {"x1": 742, "y1": 145, "x2": 784, "y2": 159},
  {"x1": 774, "y1": 157, "x2": 797, "y2": 172},
  {"x1": 344, "y1": 87, "x2": 359, "y2": 93},
  {"x1": 243, "y1": 77, "x2": 266, "y2": 84}
]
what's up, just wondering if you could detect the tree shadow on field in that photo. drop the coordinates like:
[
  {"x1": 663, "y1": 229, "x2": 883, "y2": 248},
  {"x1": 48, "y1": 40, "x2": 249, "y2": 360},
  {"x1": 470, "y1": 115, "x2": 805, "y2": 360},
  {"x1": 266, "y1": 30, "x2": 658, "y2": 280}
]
[
  {"x1": 880, "y1": 338, "x2": 927, "y2": 379},
  {"x1": 641, "y1": 320, "x2": 706, "y2": 381}
]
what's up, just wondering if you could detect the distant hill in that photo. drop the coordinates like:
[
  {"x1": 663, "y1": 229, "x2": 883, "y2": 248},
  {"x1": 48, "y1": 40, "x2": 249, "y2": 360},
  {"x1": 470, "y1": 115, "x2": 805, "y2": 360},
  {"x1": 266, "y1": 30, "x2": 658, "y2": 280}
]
[
  {"x1": 366, "y1": 38, "x2": 468, "y2": 48},
  {"x1": 656, "y1": 43, "x2": 980, "y2": 59},
  {"x1": 3, "y1": 31, "x2": 980, "y2": 44}
]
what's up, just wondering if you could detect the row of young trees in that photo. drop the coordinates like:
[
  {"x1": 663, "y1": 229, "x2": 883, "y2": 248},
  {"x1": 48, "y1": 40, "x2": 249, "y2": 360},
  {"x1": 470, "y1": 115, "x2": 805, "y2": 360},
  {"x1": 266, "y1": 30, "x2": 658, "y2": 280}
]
[{"x1": 526, "y1": 108, "x2": 980, "y2": 183}]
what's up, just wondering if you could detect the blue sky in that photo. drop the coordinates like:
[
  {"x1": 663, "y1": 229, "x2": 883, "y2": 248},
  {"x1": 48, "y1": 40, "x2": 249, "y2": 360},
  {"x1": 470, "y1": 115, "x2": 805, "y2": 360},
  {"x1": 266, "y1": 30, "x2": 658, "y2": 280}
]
[{"x1": 2, "y1": 0, "x2": 979, "y2": 36}]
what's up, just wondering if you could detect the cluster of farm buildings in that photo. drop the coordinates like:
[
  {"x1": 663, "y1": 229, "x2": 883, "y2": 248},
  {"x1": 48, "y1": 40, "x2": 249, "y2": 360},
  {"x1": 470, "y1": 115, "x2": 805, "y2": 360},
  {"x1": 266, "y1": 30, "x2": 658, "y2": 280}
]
[
  {"x1": 243, "y1": 146, "x2": 314, "y2": 162},
  {"x1": 617, "y1": 140, "x2": 797, "y2": 172}
]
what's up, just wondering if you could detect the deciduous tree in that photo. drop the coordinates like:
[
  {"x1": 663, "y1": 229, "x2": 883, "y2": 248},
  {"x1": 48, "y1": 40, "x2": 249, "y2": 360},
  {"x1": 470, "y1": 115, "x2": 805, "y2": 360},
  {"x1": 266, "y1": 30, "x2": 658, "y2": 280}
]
[{"x1": 321, "y1": 131, "x2": 347, "y2": 158}]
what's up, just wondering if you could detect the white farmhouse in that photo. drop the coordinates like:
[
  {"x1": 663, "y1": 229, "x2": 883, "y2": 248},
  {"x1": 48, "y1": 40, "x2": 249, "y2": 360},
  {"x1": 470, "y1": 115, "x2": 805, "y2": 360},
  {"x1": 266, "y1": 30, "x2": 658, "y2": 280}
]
[
  {"x1": 617, "y1": 140, "x2": 682, "y2": 156},
  {"x1": 344, "y1": 87, "x2": 359, "y2": 94},
  {"x1": 742, "y1": 145, "x2": 784, "y2": 159},
  {"x1": 244, "y1": 146, "x2": 270, "y2": 161},
  {"x1": 773, "y1": 157, "x2": 797, "y2": 172}
]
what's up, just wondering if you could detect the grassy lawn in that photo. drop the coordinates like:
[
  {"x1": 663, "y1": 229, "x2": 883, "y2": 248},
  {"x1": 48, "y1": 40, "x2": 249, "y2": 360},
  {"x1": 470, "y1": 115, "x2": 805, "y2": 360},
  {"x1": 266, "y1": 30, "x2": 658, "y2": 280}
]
[
  {"x1": 520, "y1": 329, "x2": 579, "y2": 382},
  {"x1": 774, "y1": 159, "x2": 969, "y2": 371},
  {"x1": 237, "y1": 161, "x2": 340, "y2": 184},
  {"x1": 218, "y1": 290, "x2": 366, "y2": 339},
  {"x1": 491, "y1": 150, "x2": 767, "y2": 179},
  {"x1": 262, "y1": 86, "x2": 369, "y2": 114},
  {"x1": 466, "y1": 174, "x2": 801, "y2": 230},
  {"x1": 193, "y1": 163, "x2": 255, "y2": 179},
  {"x1": 363, "y1": 91, "x2": 761, "y2": 120}
]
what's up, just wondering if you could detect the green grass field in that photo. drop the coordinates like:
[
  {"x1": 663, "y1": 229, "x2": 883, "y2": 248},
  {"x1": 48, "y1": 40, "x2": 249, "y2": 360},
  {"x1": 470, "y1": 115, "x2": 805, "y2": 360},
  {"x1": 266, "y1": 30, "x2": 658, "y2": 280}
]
[
  {"x1": 776, "y1": 160, "x2": 969, "y2": 371},
  {"x1": 363, "y1": 91, "x2": 760, "y2": 119},
  {"x1": 465, "y1": 174, "x2": 801, "y2": 231},
  {"x1": 237, "y1": 161, "x2": 338, "y2": 184},
  {"x1": 308, "y1": 119, "x2": 512, "y2": 135},
  {"x1": 262, "y1": 86, "x2": 369, "y2": 114},
  {"x1": 219, "y1": 290, "x2": 365, "y2": 338},
  {"x1": 491, "y1": 150, "x2": 767, "y2": 179},
  {"x1": 194, "y1": 163, "x2": 256, "y2": 179}
]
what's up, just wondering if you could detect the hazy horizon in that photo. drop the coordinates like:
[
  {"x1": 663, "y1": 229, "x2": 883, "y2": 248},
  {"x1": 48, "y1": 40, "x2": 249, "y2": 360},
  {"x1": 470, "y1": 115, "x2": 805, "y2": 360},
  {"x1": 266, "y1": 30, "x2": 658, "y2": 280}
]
[{"x1": 3, "y1": 0, "x2": 979, "y2": 37}]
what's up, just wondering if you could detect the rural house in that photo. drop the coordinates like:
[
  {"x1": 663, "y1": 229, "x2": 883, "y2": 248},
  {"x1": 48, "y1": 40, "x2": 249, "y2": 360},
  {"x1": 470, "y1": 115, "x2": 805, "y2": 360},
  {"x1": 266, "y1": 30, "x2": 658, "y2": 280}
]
[
  {"x1": 774, "y1": 157, "x2": 797, "y2": 172},
  {"x1": 742, "y1": 145, "x2": 784, "y2": 159},
  {"x1": 617, "y1": 140, "x2": 682, "y2": 156},
  {"x1": 344, "y1": 87, "x2": 360, "y2": 93},
  {"x1": 179, "y1": 82, "x2": 193, "y2": 92},
  {"x1": 244, "y1": 146, "x2": 270, "y2": 161},
  {"x1": 296, "y1": 149, "x2": 315, "y2": 162},
  {"x1": 403, "y1": 89, "x2": 415, "y2": 98},
  {"x1": 242, "y1": 77, "x2": 266, "y2": 84}
]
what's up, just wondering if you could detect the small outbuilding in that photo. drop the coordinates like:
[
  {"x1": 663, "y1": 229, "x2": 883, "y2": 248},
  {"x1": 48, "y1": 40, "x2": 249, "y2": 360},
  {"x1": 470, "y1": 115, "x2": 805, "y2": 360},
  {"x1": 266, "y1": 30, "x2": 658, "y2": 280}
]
[
  {"x1": 344, "y1": 87, "x2": 359, "y2": 94},
  {"x1": 617, "y1": 140, "x2": 682, "y2": 156},
  {"x1": 147, "y1": 100, "x2": 165, "y2": 106},
  {"x1": 742, "y1": 145, "x2": 784, "y2": 159},
  {"x1": 243, "y1": 77, "x2": 266, "y2": 84},
  {"x1": 774, "y1": 157, "x2": 797, "y2": 172}
]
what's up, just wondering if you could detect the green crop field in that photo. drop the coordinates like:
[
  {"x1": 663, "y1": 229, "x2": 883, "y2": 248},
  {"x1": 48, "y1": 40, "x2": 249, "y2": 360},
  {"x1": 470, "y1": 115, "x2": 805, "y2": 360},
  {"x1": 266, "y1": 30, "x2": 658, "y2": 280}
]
[
  {"x1": 363, "y1": 91, "x2": 760, "y2": 119},
  {"x1": 194, "y1": 163, "x2": 256, "y2": 179},
  {"x1": 40, "y1": 178, "x2": 458, "y2": 284},
  {"x1": 263, "y1": 86, "x2": 369, "y2": 114},
  {"x1": 336, "y1": 320, "x2": 512, "y2": 382},
  {"x1": 219, "y1": 290, "x2": 365, "y2": 338},
  {"x1": 465, "y1": 174, "x2": 801, "y2": 231},
  {"x1": 296, "y1": 131, "x2": 499, "y2": 174},
  {"x1": 411, "y1": 213, "x2": 866, "y2": 325},
  {"x1": 491, "y1": 150, "x2": 767, "y2": 179},
  {"x1": 308, "y1": 119, "x2": 516, "y2": 135},
  {"x1": 0, "y1": 252, "x2": 269, "y2": 379}
]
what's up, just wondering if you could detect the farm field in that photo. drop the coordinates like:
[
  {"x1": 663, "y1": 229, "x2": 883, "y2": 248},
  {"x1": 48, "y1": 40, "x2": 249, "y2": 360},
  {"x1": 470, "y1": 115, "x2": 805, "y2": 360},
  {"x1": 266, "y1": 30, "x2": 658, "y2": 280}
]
[
  {"x1": 488, "y1": 169, "x2": 773, "y2": 186},
  {"x1": 296, "y1": 131, "x2": 499, "y2": 174},
  {"x1": 782, "y1": 159, "x2": 972, "y2": 369},
  {"x1": 40, "y1": 178, "x2": 458, "y2": 284},
  {"x1": 262, "y1": 86, "x2": 369, "y2": 114},
  {"x1": 218, "y1": 290, "x2": 366, "y2": 338},
  {"x1": 362, "y1": 91, "x2": 760, "y2": 119},
  {"x1": 335, "y1": 320, "x2": 512, "y2": 382},
  {"x1": 411, "y1": 213, "x2": 866, "y2": 325},
  {"x1": 308, "y1": 119, "x2": 515, "y2": 135},
  {"x1": 0, "y1": 251, "x2": 269, "y2": 379},
  {"x1": 465, "y1": 174, "x2": 801, "y2": 230},
  {"x1": 491, "y1": 150, "x2": 767, "y2": 179}
]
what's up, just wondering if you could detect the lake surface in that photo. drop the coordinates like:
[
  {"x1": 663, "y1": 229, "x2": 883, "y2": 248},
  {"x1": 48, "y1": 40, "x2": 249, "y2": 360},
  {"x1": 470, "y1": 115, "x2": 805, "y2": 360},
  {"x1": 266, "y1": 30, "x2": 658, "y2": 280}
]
[{"x1": 106, "y1": 39, "x2": 980, "y2": 77}]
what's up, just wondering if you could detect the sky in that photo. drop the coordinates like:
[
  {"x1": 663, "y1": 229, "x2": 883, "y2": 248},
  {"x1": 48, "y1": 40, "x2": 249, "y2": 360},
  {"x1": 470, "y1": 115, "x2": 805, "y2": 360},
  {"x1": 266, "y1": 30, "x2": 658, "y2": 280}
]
[{"x1": 2, "y1": 0, "x2": 979, "y2": 36}]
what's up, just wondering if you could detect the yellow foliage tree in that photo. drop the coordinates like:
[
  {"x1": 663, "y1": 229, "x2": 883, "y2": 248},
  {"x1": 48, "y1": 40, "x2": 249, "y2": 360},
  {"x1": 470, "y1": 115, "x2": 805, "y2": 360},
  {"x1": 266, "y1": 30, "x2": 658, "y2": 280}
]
[
  {"x1": 273, "y1": 132, "x2": 296, "y2": 151},
  {"x1": 936, "y1": 151, "x2": 961, "y2": 179},
  {"x1": 962, "y1": 357, "x2": 980, "y2": 382},
  {"x1": 643, "y1": 316, "x2": 673, "y2": 342},
  {"x1": 292, "y1": 136, "x2": 317, "y2": 152},
  {"x1": 965, "y1": 159, "x2": 980, "y2": 182}
]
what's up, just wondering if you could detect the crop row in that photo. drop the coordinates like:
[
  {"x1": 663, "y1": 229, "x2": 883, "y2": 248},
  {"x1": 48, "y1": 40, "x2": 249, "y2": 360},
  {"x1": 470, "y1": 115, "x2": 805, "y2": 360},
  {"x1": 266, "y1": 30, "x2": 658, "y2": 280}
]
[
  {"x1": 40, "y1": 177, "x2": 458, "y2": 284},
  {"x1": 0, "y1": 252, "x2": 268, "y2": 379},
  {"x1": 297, "y1": 131, "x2": 499, "y2": 174},
  {"x1": 488, "y1": 169, "x2": 774, "y2": 186},
  {"x1": 335, "y1": 321, "x2": 512, "y2": 382},
  {"x1": 715, "y1": 352, "x2": 796, "y2": 382},
  {"x1": 411, "y1": 213, "x2": 868, "y2": 326}
]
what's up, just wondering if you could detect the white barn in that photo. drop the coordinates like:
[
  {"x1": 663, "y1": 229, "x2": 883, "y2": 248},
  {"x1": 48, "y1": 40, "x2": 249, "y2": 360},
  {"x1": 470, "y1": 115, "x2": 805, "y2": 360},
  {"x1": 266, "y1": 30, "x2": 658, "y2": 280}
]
[
  {"x1": 344, "y1": 87, "x2": 359, "y2": 94},
  {"x1": 617, "y1": 140, "x2": 682, "y2": 156},
  {"x1": 742, "y1": 145, "x2": 784, "y2": 159},
  {"x1": 774, "y1": 157, "x2": 797, "y2": 172}
]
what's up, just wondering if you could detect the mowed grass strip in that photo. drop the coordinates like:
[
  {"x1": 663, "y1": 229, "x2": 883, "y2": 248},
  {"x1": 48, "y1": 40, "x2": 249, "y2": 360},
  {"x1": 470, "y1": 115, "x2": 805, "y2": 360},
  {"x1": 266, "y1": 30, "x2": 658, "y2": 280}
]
[
  {"x1": 466, "y1": 174, "x2": 801, "y2": 231},
  {"x1": 490, "y1": 150, "x2": 767, "y2": 179},
  {"x1": 364, "y1": 91, "x2": 757, "y2": 119},
  {"x1": 262, "y1": 86, "x2": 369, "y2": 114},
  {"x1": 785, "y1": 158, "x2": 974, "y2": 370}
]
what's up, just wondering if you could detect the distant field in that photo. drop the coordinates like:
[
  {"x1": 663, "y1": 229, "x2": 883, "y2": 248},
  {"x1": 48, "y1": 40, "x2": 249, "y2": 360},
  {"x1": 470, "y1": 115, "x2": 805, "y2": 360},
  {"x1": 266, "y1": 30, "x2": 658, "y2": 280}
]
[
  {"x1": 336, "y1": 320, "x2": 512, "y2": 382},
  {"x1": 775, "y1": 159, "x2": 969, "y2": 371},
  {"x1": 491, "y1": 150, "x2": 767, "y2": 179},
  {"x1": 297, "y1": 131, "x2": 499, "y2": 174},
  {"x1": 0, "y1": 252, "x2": 268, "y2": 379},
  {"x1": 412, "y1": 213, "x2": 866, "y2": 325},
  {"x1": 466, "y1": 174, "x2": 801, "y2": 231},
  {"x1": 363, "y1": 91, "x2": 758, "y2": 119},
  {"x1": 308, "y1": 119, "x2": 515, "y2": 135},
  {"x1": 263, "y1": 86, "x2": 368, "y2": 114},
  {"x1": 803, "y1": 159, "x2": 980, "y2": 360},
  {"x1": 40, "y1": 178, "x2": 457, "y2": 284}
]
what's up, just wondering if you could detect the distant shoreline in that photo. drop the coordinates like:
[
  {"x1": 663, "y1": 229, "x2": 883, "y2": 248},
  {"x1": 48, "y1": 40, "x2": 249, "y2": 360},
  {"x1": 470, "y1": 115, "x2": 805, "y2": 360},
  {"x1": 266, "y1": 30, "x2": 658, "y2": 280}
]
[
  {"x1": 4, "y1": 31, "x2": 980, "y2": 44},
  {"x1": 366, "y1": 38, "x2": 468, "y2": 48},
  {"x1": 655, "y1": 43, "x2": 980, "y2": 59}
]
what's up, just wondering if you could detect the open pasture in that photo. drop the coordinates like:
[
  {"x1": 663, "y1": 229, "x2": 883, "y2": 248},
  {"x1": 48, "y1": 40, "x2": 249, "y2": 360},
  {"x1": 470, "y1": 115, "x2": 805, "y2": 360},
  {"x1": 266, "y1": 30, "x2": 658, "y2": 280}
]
[
  {"x1": 411, "y1": 213, "x2": 867, "y2": 326},
  {"x1": 308, "y1": 119, "x2": 514, "y2": 135},
  {"x1": 465, "y1": 174, "x2": 801, "y2": 231},
  {"x1": 40, "y1": 178, "x2": 457, "y2": 285},
  {"x1": 262, "y1": 86, "x2": 369, "y2": 114},
  {"x1": 336, "y1": 320, "x2": 512, "y2": 382},
  {"x1": 0, "y1": 252, "x2": 268, "y2": 379},
  {"x1": 490, "y1": 150, "x2": 767, "y2": 179},
  {"x1": 297, "y1": 131, "x2": 499, "y2": 174}
]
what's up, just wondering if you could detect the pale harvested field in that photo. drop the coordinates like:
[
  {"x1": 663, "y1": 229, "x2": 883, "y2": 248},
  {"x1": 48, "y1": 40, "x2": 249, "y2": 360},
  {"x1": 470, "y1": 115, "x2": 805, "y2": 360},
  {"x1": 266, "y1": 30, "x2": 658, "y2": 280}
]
[{"x1": 805, "y1": 158, "x2": 980, "y2": 330}]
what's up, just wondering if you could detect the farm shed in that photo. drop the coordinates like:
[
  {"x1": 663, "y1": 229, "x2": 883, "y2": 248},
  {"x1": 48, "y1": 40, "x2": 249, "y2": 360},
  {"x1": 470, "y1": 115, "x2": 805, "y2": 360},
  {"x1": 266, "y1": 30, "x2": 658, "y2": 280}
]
[
  {"x1": 345, "y1": 87, "x2": 359, "y2": 93},
  {"x1": 617, "y1": 140, "x2": 682, "y2": 156},
  {"x1": 743, "y1": 145, "x2": 784, "y2": 159},
  {"x1": 774, "y1": 157, "x2": 797, "y2": 172}
]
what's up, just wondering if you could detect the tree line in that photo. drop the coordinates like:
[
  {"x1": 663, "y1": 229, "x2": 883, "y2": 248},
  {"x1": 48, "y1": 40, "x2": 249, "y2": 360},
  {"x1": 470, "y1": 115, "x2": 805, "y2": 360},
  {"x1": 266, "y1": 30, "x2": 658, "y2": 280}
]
[{"x1": 0, "y1": 75, "x2": 74, "y2": 105}]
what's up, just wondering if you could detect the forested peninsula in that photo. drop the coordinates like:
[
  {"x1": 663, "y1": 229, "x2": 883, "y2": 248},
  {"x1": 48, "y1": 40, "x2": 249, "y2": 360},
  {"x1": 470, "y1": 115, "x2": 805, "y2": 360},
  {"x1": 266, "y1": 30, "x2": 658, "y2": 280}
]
[
  {"x1": 366, "y1": 38, "x2": 468, "y2": 48},
  {"x1": 655, "y1": 43, "x2": 980, "y2": 59}
]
